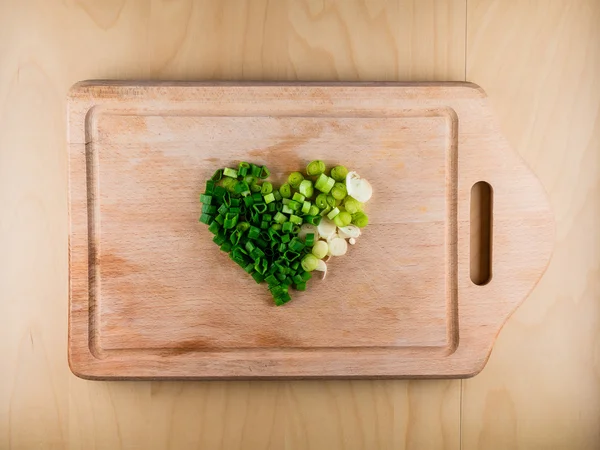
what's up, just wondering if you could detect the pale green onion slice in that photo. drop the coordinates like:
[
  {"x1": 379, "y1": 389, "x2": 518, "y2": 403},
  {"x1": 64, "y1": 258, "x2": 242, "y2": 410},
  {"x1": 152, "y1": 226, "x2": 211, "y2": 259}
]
[
  {"x1": 312, "y1": 240, "x2": 328, "y2": 259},
  {"x1": 345, "y1": 171, "x2": 373, "y2": 202},
  {"x1": 328, "y1": 237, "x2": 348, "y2": 256},
  {"x1": 317, "y1": 217, "x2": 337, "y2": 239},
  {"x1": 301, "y1": 254, "x2": 319, "y2": 272}
]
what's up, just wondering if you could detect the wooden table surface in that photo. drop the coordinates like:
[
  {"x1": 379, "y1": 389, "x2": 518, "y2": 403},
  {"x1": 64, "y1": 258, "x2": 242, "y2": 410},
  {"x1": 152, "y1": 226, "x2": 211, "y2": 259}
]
[{"x1": 0, "y1": 1, "x2": 598, "y2": 449}]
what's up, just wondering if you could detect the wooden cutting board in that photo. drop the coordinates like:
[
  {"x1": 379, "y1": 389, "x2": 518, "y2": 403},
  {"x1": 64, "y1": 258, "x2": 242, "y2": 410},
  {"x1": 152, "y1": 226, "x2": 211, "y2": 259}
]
[{"x1": 67, "y1": 81, "x2": 553, "y2": 379}]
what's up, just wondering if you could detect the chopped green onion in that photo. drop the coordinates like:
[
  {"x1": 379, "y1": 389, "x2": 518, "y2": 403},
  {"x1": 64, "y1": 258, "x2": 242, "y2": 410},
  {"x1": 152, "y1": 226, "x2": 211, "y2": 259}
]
[
  {"x1": 315, "y1": 194, "x2": 328, "y2": 209},
  {"x1": 288, "y1": 171, "x2": 304, "y2": 189},
  {"x1": 343, "y1": 196, "x2": 362, "y2": 214},
  {"x1": 220, "y1": 242, "x2": 233, "y2": 252},
  {"x1": 250, "y1": 183, "x2": 262, "y2": 193},
  {"x1": 305, "y1": 233, "x2": 315, "y2": 247},
  {"x1": 352, "y1": 212, "x2": 369, "y2": 228},
  {"x1": 238, "y1": 162, "x2": 250, "y2": 177},
  {"x1": 200, "y1": 194, "x2": 213, "y2": 204},
  {"x1": 330, "y1": 165, "x2": 348, "y2": 182},
  {"x1": 299, "y1": 180, "x2": 314, "y2": 198},
  {"x1": 327, "y1": 207, "x2": 340, "y2": 220},
  {"x1": 261, "y1": 181, "x2": 273, "y2": 195},
  {"x1": 306, "y1": 160, "x2": 326, "y2": 176},
  {"x1": 288, "y1": 237, "x2": 305, "y2": 252},
  {"x1": 292, "y1": 192, "x2": 305, "y2": 203},
  {"x1": 223, "y1": 167, "x2": 238, "y2": 178},
  {"x1": 211, "y1": 169, "x2": 223, "y2": 181},
  {"x1": 208, "y1": 221, "x2": 221, "y2": 234},
  {"x1": 205, "y1": 180, "x2": 215, "y2": 194},
  {"x1": 308, "y1": 205, "x2": 320, "y2": 216},
  {"x1": 264, "y1": 193, "x2": 275, "y2": 204},
  {"x1": 250, "y1": 164, "x2": 262, "y2": 178},
  {"x1": 312, "y1": 241, "x2": 328, "y2": 259},
  {"x1": 289, "y1": 214, "x2": 303, "y2": 225},
  {"x1": 295, "y1": 282, "x2": 306, "y2": 291},
  {"x1": 281, "y1": 234, "x2": 291, "y2": 244},
  {"x1": 282, "y1": 222, "x2": 293, "y2": 233},
  {"x1": 301, "y1": 254, "x2": 319, "y2": 272},
  {"x1": 274, "y1": 212, "x2": 287, "y2": 224},
  {"x1": 315, "y1": 174, "x2": 335, "y2": 193},
  {"x1": 252, "y1": 271, "x2": 265, "y2": 283},
  {"x1": 303, "y1": 215, "x2": 322, "y2": 226},
  {"x1": 333, "y1": 211, "x2": 352, "y2": 227},
  {"x1": 202, "y1": 204, "x2": 217, "y2": 214},
  {"x1": 290, "y1": 200, "x2": 302, "y2": 211},
  {"x1": 213, "y1": 232, "x2": 227, "y2": 245},
  {"x1": 259, "y1": 166, "x2": 270, "y2": 179},
  {"x1": 199, "y1": 213, "x2": 213, "y2": 224},
  {"x1": 279, "y1": 183, "x2": 292, "y2": 198},
  {"x1": 249, "y1": 226, "x2": 261, "y2": 239},
  {"x1": 301, "y1": 201, "x2": 311, "y2": 214},
  {"x1": 331, "y1": 182, "x2": 347, "y2": 200},
  {"x1": 273, "y1": 190, "x2": 282, "y2": 201},
  {"x1": 326, "y1": 195, "x2": 337, "y2": 208},
  {"x1": 282, "y1": 204, "x2": 294, "y2": 215},
  {"x1": 237, "y1": 221, "x2": 250, "y2": 232}
]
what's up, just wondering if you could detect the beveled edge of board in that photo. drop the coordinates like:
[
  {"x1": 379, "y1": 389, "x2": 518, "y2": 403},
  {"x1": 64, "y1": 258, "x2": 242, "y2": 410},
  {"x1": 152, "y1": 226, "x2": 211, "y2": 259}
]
[{"x1": 67, "y1": 81, "x2": 554, "y2": 380}]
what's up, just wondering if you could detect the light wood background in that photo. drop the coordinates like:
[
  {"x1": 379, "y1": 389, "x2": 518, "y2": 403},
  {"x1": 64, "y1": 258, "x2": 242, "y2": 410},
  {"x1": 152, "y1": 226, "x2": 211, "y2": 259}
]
[{"x1": 0, "y1": 0, "x2": 598, "y2": 449}]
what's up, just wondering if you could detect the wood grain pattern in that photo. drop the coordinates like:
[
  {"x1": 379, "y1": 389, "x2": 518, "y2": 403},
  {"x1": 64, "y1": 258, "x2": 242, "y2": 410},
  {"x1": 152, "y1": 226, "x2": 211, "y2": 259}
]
[
  {"x1": 462, "y1": 0, "x2": 600, "y2": 449},
  {"x1": 2, "y1": 0, "x2": 597, "y2": 447},
  {"x1": 67, "y1": 82, "x2": 552, "y2": 379}
]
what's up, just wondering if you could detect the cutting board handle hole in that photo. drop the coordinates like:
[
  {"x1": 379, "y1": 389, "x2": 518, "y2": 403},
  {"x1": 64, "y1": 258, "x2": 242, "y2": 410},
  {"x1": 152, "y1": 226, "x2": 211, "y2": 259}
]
[{"x1": 470, "y1": 181, "x2": 493, "y2": 286}]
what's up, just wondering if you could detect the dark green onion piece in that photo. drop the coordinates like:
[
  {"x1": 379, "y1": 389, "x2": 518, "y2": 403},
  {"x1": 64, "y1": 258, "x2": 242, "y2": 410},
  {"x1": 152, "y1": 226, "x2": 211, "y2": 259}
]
[
  {"x1": 220, "y1": 242, "x2": 232, "y2": 252},
  {"x1": 202, "y1": 204, "x2": 217, "y2": 214},
  {"x1": 205, "y1": 180, "x2": 215, "y2": 194},
  {"x1": 250, "y1": 183, "x2": 262, "y2": 193},
  {"x1": 211, "y1": 169, "x2": 223, "y2": 181},
  {"x1": 213, "y1": 232, "x2": 227, "y2": 246},
  {"x1": 250, "y1": 164, "x2": 262, "y2": 178},
  {"x1": 305, "y1": 233, "x2": 315, "y2": 247},
  {"x1": 259, "y1": 166, "x2": 270, "y2": 179},
  {"x1": 208, "y1": 221, "x2": 221, "y2": 234},
  {"x1": 248, "y1": 226, "x2": 261, "y2": 239},
  {"x1": 200, "y1": 194, "x2": 213, "y2": 204},
  {"x1": 295, "y1": 282, "x2": 307, "y2": 291},
  {"x1": 252, "y1": 272, "x2": 265, "y2": 283},
  {"x1": 199, "y1": 213, "x2": 213, "y2": 225},
  {"x1": 288, "y1": 237, "x2": 305, "y2": 252}
]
